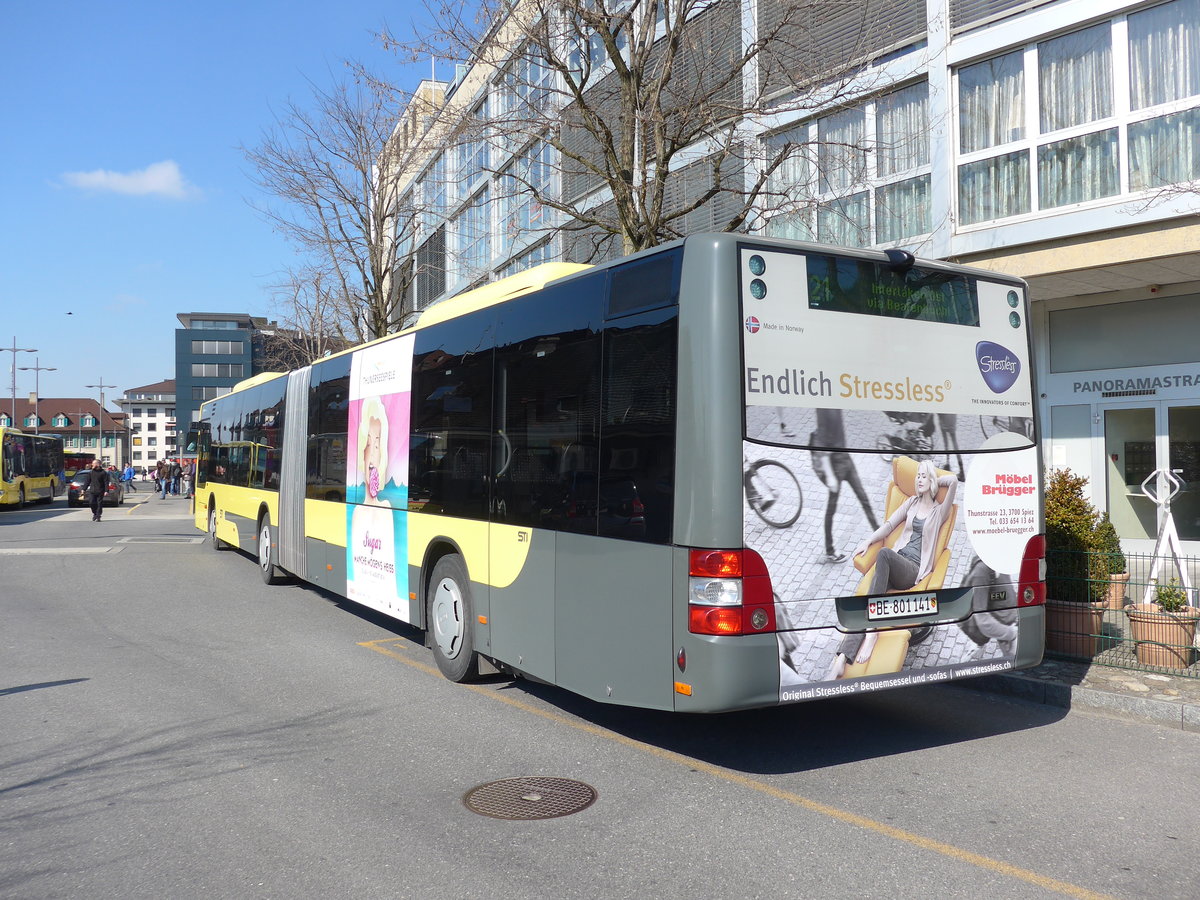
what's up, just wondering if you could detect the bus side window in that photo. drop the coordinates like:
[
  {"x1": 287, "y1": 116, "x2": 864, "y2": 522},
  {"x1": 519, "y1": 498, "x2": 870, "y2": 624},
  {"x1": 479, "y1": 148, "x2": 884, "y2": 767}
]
[
  {"x1": 411, "y1": 310, "x2": 496, "y2": 521},
  {"x1": 307, "y1": 356, "x2": 351, "y2": 501},
  {"x1": 600, "y1": 307, "x2": 678, "y2": 544},
  {"x1": 493, "y1": 279, "x2": 603, "y2": 532}
]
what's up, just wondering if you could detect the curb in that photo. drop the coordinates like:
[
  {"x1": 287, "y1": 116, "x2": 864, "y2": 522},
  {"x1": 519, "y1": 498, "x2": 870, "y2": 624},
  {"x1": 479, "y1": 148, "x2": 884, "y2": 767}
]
[{"x1": 967, "y1": 672, "x2": 1200, "y2": 732}]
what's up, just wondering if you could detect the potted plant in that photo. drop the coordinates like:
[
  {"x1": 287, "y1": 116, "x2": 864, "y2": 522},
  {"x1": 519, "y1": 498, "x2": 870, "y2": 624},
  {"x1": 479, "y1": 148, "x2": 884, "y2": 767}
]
[
  {"x1": 1044, "y1": 468, "x2": 1109, "y2": 658},
  {"x1": 1095, "y1": 513, "x2": 1129, "y2": 610},
  {"x1": 1125, "y1": 579, "x2": 1200, "y2": 669}
]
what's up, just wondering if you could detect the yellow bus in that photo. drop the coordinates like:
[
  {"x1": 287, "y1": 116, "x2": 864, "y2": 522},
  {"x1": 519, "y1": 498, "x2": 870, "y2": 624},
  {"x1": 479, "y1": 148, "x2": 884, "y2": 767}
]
[
  {"x1": 193, "y1": 235, "x2": 1045, "y2": 711},
  {"x1": 1, "y1": 427, "x2": 64, "y2": 507}
]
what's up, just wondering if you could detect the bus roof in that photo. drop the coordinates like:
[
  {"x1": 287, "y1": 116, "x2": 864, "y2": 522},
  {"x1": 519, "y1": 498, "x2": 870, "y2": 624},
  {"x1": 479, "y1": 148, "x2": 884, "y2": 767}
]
[
  {"x1": 229, "y1": 371, "x2": 287, "y2": 393},
  {"x1": 413, "y1": 262, "x2": 591, "y2": 329}
]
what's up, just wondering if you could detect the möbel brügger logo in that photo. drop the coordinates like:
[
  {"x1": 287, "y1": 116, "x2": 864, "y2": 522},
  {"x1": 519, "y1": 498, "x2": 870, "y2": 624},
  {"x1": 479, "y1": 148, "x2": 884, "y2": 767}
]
[{"x1": 975, "y1": 341, "x2": 1021, "y2": 393}]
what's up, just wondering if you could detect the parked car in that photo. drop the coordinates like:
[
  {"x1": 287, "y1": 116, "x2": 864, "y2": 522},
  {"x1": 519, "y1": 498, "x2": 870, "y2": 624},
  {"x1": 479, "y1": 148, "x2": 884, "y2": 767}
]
[{"x1": 67, "y1": 469, "x2": 124, "y2": 507}]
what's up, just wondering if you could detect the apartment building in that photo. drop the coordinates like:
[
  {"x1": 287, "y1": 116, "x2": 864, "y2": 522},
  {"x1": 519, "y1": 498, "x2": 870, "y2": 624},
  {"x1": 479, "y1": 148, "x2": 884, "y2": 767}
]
[
  {"x1": 113, "y1": 379, "x2": 177, "y2": 468},
  {"x1": 393, "y1": 0, "x2": 1200, "y2": 550}
]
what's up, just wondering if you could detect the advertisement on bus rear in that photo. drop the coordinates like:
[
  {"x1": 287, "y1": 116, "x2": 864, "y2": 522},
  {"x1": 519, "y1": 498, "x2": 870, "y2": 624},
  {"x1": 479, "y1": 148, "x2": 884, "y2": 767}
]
[
  {"x1": 737, "y1": 246, "x2": 1039, "y2": 702},
  {"x1": 346, "y1": 335, "x2": 414, "y2": 620}
]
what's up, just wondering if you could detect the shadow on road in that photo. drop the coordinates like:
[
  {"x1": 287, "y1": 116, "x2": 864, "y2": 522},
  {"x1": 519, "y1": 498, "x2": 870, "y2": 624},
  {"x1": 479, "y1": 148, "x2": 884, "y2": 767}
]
[{"x1": 300, "y1": 580, "x2": 1069, "y2": 777}]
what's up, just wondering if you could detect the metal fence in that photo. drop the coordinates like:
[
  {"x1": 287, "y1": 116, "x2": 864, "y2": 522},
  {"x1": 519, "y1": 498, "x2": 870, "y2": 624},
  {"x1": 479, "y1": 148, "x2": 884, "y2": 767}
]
[{"x1": 1045, "y1": 551, "x2": 1200, "y2": 677}]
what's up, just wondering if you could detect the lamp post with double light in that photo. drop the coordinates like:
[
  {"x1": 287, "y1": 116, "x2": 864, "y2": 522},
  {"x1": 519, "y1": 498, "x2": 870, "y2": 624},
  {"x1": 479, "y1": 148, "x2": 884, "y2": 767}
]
[
  {"x1": 17, "y1": 358, "x2": 56, "y2": 433},
  {"x1": 4, "y1": 337, "x2": 36, "y2": 427},
  {"x1": 86, "y1": 377, "x2": 116, "y2": 465}
]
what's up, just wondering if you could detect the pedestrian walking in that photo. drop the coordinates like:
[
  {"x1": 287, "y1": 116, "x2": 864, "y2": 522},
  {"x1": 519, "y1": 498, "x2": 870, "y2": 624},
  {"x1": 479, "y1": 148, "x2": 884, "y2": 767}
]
[
  {"x1": 170, "y1": 459, "x2": 182, "y2": 495},
  {"x1": 811, "y1": 408, "x2": 879, "y2": 563},
  {"x1": 122, "y1": 462, "x2": 137, "y2": 493},
  {"x1": 158, "y1": 461, "x2": 170, "y2": 499},
  {"x1": 84, "y1": 459, "x2": 108, "y2": 522}
]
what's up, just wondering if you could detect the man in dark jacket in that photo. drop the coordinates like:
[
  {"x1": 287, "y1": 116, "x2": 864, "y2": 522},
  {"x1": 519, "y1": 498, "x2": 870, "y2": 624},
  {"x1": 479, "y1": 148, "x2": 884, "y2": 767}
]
[{"x1": 85, "y1": 459, "x2": 109, "y2": 522}]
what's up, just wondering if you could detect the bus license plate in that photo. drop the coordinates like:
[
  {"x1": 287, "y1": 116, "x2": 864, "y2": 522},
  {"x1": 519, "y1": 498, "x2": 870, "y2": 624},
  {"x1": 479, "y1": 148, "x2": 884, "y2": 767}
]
[{"x1": 867, "y1": 593, "x2": 938, "y2": 621}]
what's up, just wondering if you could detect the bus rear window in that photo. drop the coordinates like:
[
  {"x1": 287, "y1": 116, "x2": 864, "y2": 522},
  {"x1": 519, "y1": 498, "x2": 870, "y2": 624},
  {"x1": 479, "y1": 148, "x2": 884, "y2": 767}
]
[{"x1": 806, "y1": 255, "x2": 980, "y2": 326}]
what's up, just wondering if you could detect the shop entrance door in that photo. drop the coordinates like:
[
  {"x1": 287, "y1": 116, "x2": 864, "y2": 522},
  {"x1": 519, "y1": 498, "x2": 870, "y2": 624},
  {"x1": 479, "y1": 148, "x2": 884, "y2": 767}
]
[{"x1": 1103, "y1": 403, "x2": 1200, "y2": 545}]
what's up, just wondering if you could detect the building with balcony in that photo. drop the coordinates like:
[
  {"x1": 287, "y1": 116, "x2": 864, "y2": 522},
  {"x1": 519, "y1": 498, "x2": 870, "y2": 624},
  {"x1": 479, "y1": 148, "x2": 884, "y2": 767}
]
[
  {"x1": 389, "y1": 0, "x2": 1200, "y2": 550},
  {"x1": 113, "y1": 379, "x2": 177, "y2": 469}
]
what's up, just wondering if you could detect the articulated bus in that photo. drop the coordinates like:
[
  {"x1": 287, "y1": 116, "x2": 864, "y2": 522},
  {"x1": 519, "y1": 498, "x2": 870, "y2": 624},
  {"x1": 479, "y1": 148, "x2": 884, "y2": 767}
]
[
  {"x1": 1, "y1": 427, "x2": 64, "y2": 507},
  {"x1": 193, "y1": 234, "x2": 1043, "y2": 712}
]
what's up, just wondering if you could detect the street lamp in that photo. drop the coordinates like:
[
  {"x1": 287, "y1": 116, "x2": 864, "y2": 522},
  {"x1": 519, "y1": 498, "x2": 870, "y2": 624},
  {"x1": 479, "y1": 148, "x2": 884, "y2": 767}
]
[
  {"x1": 17, "y1": 358, "x2": 56, "y2": 433},
  {"x1": 86, "y1": 377, "x2": 116, "y2": 465},
  {"x1": 4, "y1": 336, "x2": 36, "y2": 426}
]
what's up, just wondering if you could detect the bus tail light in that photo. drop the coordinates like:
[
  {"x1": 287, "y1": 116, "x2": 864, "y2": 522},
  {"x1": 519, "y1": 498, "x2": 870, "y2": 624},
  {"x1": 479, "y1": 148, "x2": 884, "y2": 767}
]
[
  {"x1": 688, "y1": 548, "x2": 776, "y2": 635},
  {"x1": 1018, "y1": 533, "x2": 1046, "y2": 606}
]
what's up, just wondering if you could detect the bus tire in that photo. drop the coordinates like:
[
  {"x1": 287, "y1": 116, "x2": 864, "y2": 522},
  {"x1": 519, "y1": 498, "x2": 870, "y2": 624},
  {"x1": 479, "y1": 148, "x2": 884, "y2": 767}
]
[
  {"x1": 427, "y1": 554, "x2": 479, "y2": 683},
  {"x1": 208, "y1": 504, "x2": 229, "y2": 551},
  {"x1": 258, "y1": 516, "x2": 287, "y2": 585},
  {"x1": 17, "y1": 486, "x2": 25, "y2": 509}
]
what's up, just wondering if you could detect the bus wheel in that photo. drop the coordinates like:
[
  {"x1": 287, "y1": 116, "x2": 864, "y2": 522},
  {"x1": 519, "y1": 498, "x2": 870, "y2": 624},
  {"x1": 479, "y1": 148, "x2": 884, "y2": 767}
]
[
  {"x1": 208, "y1": 505, "x2": 229, "y2": 551},
  {"x1": 17, "y1": 486, "x2": 25, "y2": 509},
  {"x1": 427, "y1": 555, "x2": 478, "y2": 682},
  {"x1": 258, "y1": 517, "x2": 287, "y2": 585}
]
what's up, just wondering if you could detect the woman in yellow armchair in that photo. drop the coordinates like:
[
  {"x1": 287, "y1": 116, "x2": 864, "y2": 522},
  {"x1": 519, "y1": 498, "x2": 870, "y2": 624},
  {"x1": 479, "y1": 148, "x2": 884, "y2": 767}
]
[
  {"x1": 854, "y1": 459, "x2": 957, "y2": 595},
  {"x1": 826, "y1": 459, "x2": 957, "y2": 680}
]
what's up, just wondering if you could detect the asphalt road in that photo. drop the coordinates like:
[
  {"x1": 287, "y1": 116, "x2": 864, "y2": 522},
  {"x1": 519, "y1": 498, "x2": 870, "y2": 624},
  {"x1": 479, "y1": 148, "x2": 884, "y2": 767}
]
[{"x1": 3, "y1": 494, "x2": 1197, "y2": 899}]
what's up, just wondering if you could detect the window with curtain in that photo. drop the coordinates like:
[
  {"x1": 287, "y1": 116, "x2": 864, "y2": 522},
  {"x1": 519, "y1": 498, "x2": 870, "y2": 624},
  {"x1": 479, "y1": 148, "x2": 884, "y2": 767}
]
[
  {"x1": 958, "y1": 150, "x2": 1030, "y2": 225},
  {"x1": 1129, "y1": 0, "x2": 1200, "y2": 110},
  {"x1": 1039, "y1": 24, "x2": 1112, "y2": 134},
  {"x1": 1129, "y1": 106, "x2": 1200, "y2": 189},
  {"x1": 817, "y1": 192, "x2": 870, "y2": 247},
  {"x1": 761, "y1": 81, "x2": 931, "y2": 244},
  {"x1": 875, "y1": 83, "x2": 931, "y2": 240},
  {"x1": 959, "y1": 50, "x2": 1025, "y2": 153},
  {"x1": 877, "y1": 82, "x2": 929, "y2": 175},
  {"x1": 1038, "y1": 128, "x2": 1119, "y2": 208},
  {"x1": 764, "y1": 126, "x2": 814, "y2": 240},
  {"x1": 818, "y1": 108, "x2": 867, "y2": 194},
  {"x1": 876, "y1": 176, "x2": 931, "y2": 243}
]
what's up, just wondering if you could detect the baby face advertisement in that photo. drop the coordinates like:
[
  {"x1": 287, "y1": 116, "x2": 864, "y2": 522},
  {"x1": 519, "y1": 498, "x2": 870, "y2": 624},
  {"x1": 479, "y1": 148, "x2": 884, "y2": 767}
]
[
  {"x1": 346, "y1": 335, "x2": 414, "y2": 619},
  {"x1": 738, "y1": 245, "x2": 1040, "y2": 701}
]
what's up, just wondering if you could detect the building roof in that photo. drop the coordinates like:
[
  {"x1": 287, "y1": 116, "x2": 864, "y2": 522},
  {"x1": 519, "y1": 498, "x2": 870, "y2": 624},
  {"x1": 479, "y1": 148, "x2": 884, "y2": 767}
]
[
  {"x1": 2, "y1": 397, "x2": 127, "y2": 430},
  {"x1": 176, "y1": 312, "x2": 273, "y2": 329},
  {"x1": 125, "y1": 379, "x2": 176, "y2": 394}
]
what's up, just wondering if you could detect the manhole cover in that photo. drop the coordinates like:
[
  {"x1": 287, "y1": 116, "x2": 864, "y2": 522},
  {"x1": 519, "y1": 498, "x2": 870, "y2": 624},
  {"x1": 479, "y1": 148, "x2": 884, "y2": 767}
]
[{"x1": 463, "y1": 777, "x2": 597, "y2": 820}]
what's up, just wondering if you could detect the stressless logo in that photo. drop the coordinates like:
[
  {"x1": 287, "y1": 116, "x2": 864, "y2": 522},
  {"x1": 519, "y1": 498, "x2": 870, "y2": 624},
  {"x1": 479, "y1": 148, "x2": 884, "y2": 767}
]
[{"x1": 976, "y1": 341, "x2": 1021, "y2": 393}]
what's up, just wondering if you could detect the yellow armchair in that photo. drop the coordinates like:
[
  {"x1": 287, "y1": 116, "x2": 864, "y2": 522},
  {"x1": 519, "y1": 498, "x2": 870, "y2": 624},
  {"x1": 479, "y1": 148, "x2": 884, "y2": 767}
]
[{"x1": 852, "y1": 456, "x2": 957, "y2": 596}]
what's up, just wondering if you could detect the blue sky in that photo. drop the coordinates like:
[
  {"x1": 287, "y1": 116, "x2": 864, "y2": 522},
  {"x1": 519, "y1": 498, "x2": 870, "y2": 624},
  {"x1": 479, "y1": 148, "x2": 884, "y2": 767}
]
[{"x1": 0, "y1": 1, "x2": 442, "y2": 408}]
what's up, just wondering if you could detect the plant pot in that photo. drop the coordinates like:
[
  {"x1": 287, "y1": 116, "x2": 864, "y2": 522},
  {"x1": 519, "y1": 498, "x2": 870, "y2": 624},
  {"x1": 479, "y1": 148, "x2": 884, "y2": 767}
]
[
  {"x1": 1124, "y1": 604, "x2": 1200, "y2": 669},
  {"x1": 1045, "y1": 599, "x2": 1106, "y2": 658},
  {"x1": 1105, "y1": 572, "x2": 1130, "y2": 610}
]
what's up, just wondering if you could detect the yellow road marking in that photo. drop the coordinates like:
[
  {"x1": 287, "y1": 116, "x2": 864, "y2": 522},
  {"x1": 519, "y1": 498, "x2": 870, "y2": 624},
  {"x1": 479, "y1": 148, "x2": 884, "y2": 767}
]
[{"x1": 359, "y1": 637, "x2": 1112, "y2": 900}]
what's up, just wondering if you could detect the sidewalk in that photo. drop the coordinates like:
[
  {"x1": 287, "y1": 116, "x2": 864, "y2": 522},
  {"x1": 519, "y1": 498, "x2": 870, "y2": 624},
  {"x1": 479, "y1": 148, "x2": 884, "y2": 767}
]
[{"x1": 968, "y1": 656, "x2": 1200, "y2": 732}]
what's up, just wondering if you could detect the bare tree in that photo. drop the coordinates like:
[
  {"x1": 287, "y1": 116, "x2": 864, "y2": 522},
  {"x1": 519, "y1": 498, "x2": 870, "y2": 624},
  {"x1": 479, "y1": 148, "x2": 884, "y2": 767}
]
[
  {"x1": 383, "y1": 0, "x2": 926, "y2": 259},
  {"x1": 244, "y1": 77, "x2": 433, "y2": 341},
  {"x1": 256, "y1": 266, "x2": 352, "y2": 370}
]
